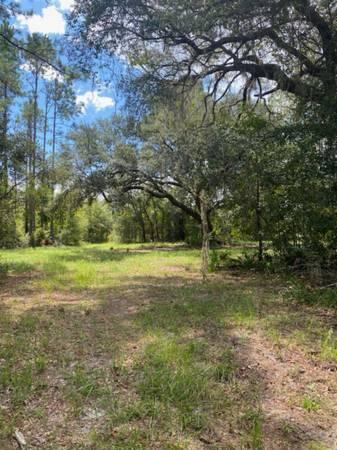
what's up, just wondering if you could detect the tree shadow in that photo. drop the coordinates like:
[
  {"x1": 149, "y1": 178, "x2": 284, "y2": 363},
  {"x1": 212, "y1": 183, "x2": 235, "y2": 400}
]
[
  {"x1": 0, "y1": 268, "x2": 336, "y2": 448},
  {"x1": 51, "y1": 247, "x2": 145, "y2": 263}
]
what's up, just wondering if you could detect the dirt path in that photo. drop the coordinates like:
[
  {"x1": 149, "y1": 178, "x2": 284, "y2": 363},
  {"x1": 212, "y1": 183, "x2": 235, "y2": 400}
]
[{"x1": 235, "y1": 330, "x2": 337, "y2": 449}]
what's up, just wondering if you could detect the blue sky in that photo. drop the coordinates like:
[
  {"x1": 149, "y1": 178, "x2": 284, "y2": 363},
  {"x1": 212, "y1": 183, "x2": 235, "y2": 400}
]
[{"x1": 16, "y1": 0, "x2": 124, "y2": 123}]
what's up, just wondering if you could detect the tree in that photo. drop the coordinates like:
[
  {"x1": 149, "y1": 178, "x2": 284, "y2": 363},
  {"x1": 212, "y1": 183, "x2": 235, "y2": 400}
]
[
  {"x1": 67, "y1": 91, "x2": 243, "y2": 277},
  {"x1": 231, "y1": 111, "x2": 277, "y2": 261},
  {"x1": 23, "y1": 34, "x2": 56, "y2": 240},
  {"x1": 47, "y1": 73, "x2": 77, "y2": 238},
  {"x1": 0, "y1": 22, "x2": 20, "y2": 197},
  {"x1": 0, "y1": 22, "x2": 21, "y2": 247},
  {"x1": 84, "y1": 201, "x2": 113, "y2": 243},
  {"x1": 72, "y1": 0, "x2": 337, "y2": 106}
]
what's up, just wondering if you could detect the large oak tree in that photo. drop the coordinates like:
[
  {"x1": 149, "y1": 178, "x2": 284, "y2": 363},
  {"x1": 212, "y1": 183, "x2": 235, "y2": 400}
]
[{"x1": 71, "y1": 0, "x2": 337, "y2": 105}]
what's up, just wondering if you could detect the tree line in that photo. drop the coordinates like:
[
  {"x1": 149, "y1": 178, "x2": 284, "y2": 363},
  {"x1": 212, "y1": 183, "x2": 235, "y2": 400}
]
[
  {"x1": 0, "y1": 3, "x2": 78, "y2": 247},
  {"x1": 2, "y1": 0, "x2": 337, "y2": 278}
]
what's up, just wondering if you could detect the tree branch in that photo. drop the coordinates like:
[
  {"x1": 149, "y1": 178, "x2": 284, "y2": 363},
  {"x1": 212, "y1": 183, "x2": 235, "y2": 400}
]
[{"x1": 0, "y1": 33, "x2": 66, "y2": 74}]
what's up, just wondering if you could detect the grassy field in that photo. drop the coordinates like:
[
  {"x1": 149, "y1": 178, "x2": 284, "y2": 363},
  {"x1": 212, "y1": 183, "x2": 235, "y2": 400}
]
[{"x1": 0, "y1": 243, "x2": 336, "y2": 449}]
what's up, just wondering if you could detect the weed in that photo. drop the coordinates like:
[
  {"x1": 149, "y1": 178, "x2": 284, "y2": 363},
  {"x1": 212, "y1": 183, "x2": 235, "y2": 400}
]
[
  {"x1": 65, "y1": 365, "x2": 110, "y2": 410},
  {"x1": 302, "y1": 396, "x2": 320, "y2": 412},
  {"x1": 241, "y1": 408, "x2": 264, "y2": 449},
  {"x1": 213, "y1": 348, "x2": 235, "y2": 382},
  {"x1": 320, "y1": 328, "x2": 337, "y2": 360},
  {"x1": 34, "y1": 354, "x2": 47, "y2": 373}
]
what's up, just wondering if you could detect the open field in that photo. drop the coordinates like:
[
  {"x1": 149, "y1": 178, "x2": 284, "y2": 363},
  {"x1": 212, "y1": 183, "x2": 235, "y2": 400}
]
[{"x1": 0, "y1": 244, "x2": 336, "y2": 449}]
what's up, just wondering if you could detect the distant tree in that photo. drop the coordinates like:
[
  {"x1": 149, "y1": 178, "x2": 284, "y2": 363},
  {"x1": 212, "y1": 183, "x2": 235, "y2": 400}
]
[
  {"x1": 84, "y1": 201, "x2": 113, "y2": 243},
  {"x1": 231, "y1": 111, "x2": 277, "y2": 261},
  {"x1": 0, "y1": 22, "x2": 21, "y2": 247},
  {"x1": 23, "y1": 34, "x2": 56, "y2": 241},
  {"x1": 59, "y1": 214, "x2": 81, "y2": 246},
  {"x1": 67, "y1": 91, "x2": 243, "y2": 277}
]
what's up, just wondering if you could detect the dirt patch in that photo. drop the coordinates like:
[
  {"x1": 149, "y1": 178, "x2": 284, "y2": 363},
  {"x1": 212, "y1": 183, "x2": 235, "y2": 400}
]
[{"x1": 235, "y1": 329, "x2": 337, "y2": 449}]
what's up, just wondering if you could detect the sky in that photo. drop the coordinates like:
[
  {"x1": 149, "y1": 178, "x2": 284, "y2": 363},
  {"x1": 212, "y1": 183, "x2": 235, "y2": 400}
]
[{"x1": 16, "y1": 0, "x2": 123, "y2": 123}]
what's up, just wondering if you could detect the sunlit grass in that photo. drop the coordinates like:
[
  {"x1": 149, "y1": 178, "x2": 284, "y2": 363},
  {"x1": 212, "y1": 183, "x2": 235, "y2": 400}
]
[{"x1": 0, "y1": 243, "x2": 200, "y2": 293}]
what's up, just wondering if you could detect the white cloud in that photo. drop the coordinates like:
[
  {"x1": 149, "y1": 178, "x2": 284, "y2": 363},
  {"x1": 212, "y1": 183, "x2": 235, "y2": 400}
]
[
  {"x1": 42, "y1": 66, "x2": 64, "y2": 82},
  {"x1": 57, "y1": 0, "x2": 75, "y2": 11},
  {"x1": 17, "y1": 6, "x2": 66, "y2": 34},
  {"x1": 20, "y1": 62, "x2": 64, "y2": 82},
  {"x1": 20, "y1": 62, "x2": 32, "y2": 72},
  {"x1": 76, "y1": 91, "x2": 115, "y2": 112}
]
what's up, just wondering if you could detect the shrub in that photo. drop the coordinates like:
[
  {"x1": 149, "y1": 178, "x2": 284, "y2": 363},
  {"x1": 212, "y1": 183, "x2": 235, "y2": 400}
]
[
  {"x1": 59, "y1": 215, "x2": 81, "y2": 246},
  {"x1": 0, "y1": 206, "x2": 20, "y2": 248},
  {"x1": 209, "y1": 249, "x2": 220, "y2": 272},
  {"x1": 85, "y1": 203, "x2": 113, "y2": 243},
  {"x1": 35, "y1": 229, "x2": 47, "y2": 247}
]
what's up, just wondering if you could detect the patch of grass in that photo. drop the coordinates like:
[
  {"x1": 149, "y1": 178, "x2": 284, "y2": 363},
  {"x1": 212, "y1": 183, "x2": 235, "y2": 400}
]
[
  {"x1": 0, "y1": 315, "x2": 50, "y2": 408},
  {"x1": 65, "y1": 366, "x2": 109, "y2": 407},
  {"x1": 302, "y1": 396, "x2": 321, "y2": 412},
  {"x1": 34, "y1": 354, "x2": 47, "y2": 373},
  {"x1": 320, "y1": 328, "x2": 337, "y2": 360},
  {"x1": 213, "y1": 348, "x2": 235, "y2": 382},
  {"x1": 307, "y1": 442, "x2": 332, "y2": 450},
  {"x1": 288, "y1": 283, "x2": 337, "y2": 309},
  {"x1": 91, "y1": 428, "x2": 149, "y2": 450},
  {"x1": 0, "y1": 410, "x2": 14, "y2": 440},
  {"x1": 262, "y1": 308, "x2": 336, "y2": 359},
  {"x1": 0, "y1": 259, "x2": 35, "y2": 275},
  {"x1": 240, "y1": 408, "x2": 264, "y2": 450},
  {"x1": 135, "y1": 337, "x2": 229, "y2": 431},
  {"x1": 17, "y1": 313, "x2": 40, "y2": 333},
  {"x1": 138, "y1": 284, "x2": 257, "y2": 336},
  {"x1": 0, "y1": 363, "x2": 34, "y2": 406},
  {"x1": 280, "y1": 420, "x2": 298, "y2": 436}
]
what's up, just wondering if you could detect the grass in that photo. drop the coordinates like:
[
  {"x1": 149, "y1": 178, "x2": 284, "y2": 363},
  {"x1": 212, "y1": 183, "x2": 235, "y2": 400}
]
[
  {"x1": 302, "y1": 396, "x2": 321, "y2": 412},
  {"x1": 0, "y1": 242, "x2": 336, "y2": 448}
]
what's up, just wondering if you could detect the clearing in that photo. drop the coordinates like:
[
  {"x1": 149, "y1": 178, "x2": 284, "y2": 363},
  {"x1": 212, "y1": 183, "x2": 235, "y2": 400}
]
[{"x1": 0, "y1": 243, "x2": 336, "y2": 449}]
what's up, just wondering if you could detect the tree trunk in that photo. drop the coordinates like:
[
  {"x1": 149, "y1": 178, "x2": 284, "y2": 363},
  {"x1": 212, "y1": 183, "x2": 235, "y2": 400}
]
[
  {"x1": 139, "y1": 214, "x2": 146, "y2": 242},
  {"x1": 256, "y1": 177, "x2": 263, "y2": 261},
  {"x1": 50, "y1": 81, "x2": 57, "y2": 240},
  {"x1": 200, "y1": 194, "x2": 210, "y2": 281},
  {"x1": 40, "y1": 94, "x2": 49, "y2": 230},
  {"x1": 1, "y1": 83, "x2": 9, "y2": 192},
  {"x1": 25, "y1": 111, "x2": 33, "y2": 238},
  {"x1": 42, "y1": 93, "x2": 49, "y2": 178},
  {"x1": 144, "y1": 207, "x2": 155, "y2": 241},
  {"x1": 151, "y1": 199, "x2": 160, "y2": 241},
  {"x1": 30, "y1": 71, "x2": 39, "y2": 237},
  {"x1": 25, "y1": 156, "x2": 29, "y2": 235}
]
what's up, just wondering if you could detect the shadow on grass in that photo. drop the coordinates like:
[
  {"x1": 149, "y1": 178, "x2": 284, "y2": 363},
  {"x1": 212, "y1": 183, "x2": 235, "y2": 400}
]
[
  {"x1": 50, "y1": 246, "x2": 194, "y2": 264},
  {"x1": 0, "y1": 260, "x2": 35, "y2": 275},
  {"x1": 0, "y1": 266, "x2": 335, "y2": 448}
]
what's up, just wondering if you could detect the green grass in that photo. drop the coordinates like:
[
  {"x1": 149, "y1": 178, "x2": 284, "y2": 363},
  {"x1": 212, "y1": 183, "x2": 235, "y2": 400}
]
[
  {"x1": 134, "y1": 336, "x2": 229, "y2": 431},
  {"x1": 0, "y1": 242, "x2": 336, "y2": 448},
  {"x1": 302, "y1": 396, "x2": 321, "y2": 412}
]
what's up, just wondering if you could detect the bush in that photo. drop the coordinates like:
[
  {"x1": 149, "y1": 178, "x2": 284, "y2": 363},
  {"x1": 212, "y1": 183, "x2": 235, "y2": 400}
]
[
  {"x1": 85, "y1": 203, "x2": 113, "y2": 243},
  {"x1": 0, "y1": 206, "x2": 20, "y2": 248},
  {"x1": 207, "y1": 250, "x2": 230, "y2": 272},
  {"x1": 288, "y1": 283, "x2": 337, "y2": 308},
  {"x1": 227, "y1": 250, "x2": 277, "y2": 273},
  {"x1": 59, "y1": 215, "x2": 81, "y2": 246},
  {"x1": 35, "y1": 229, "x2": 47, "y2": 247},
  {"x1": 0, "y1": 259, "x2": 8, "y2": 278}
]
